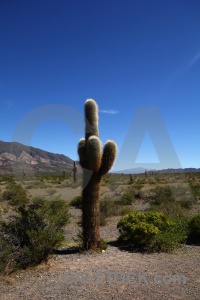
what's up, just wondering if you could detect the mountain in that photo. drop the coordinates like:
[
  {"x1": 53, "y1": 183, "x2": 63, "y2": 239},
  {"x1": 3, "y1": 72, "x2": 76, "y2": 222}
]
[
  {"x1": 155, "y1": 168, "x2": 200, "y2": 173},
  {"x1": 112, "y1": 167, "x2": 200, "y2": 175},
  {"x1": 0, "y1": 140, "x2": 79, "y2": 175},
  {"x1": 112, "y1": 167, "x2": 152, "y2": 174}
]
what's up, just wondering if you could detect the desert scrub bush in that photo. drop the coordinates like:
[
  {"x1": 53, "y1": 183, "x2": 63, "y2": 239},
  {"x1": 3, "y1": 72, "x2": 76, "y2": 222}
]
[
  {"x1": 171, "y1": 185, "x2": 195, "y2": 206},
  {"x1": 150, "y1": 201, "x2": 189, "y2": 219},
  {"x1": 117, "y1": 212, "x2": 187, "y2": 252},
  {"x1": 189, "y1": 183, "x2": 200, "y2": 202},
  {"x1": 155, "y1": 177, "x2": 167, "y2": 184},
  {"x1": 120, "y1": 205, "x2": 134, "y2": 216},
  {"x1": 0, "y1": 198, "x2": 70, "y2": 274},
  {"x1": 100, "y1": 197, "x2": 122, "y2": 226},
  {"x1": 134, "y1": 180, "x2": 144, "y2": 190},
  {"x1": 24, "y1": 183, "x2": 34, "y2": 189},
  {"x1": 118, "y1": 190, "x2": 135, "y2": 205},
  {"x1": 150, "y1": 186, "x2": 192, "y2": 208},
  {"x1": 154, "y1": 217, "x2": 189, "y2": 252},
  {"x1": 148, "y1": 186, "x2": 192, "y2": 216},
  {"x1": 1, "y1": 183, "x2": 29, "y2": 205},
  {"x1": 70, "y1": 195, "x2": 82, "y2": 209},
  {"x1": 187, "y1": 213, "x2": 200, "y2": 244},
  {"x1": 0, "y1": 175, "x2": 15, "y2": 184},
  {"x1": 148, "y1": 186, "x2": 174, "y2": 205},
  {"x1": 147, "y1": 179, "x2": 156, "y2": 185}
]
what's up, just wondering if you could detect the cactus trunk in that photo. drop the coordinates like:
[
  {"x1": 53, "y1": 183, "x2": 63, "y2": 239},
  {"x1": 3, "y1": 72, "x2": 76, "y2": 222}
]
[
  {"x1": 82, "y1": 170, "x2": 101, "y2": 250},
  {"x1": 73, "y1": 161, "x2": 77, "y2": 183},
  {"x1": 78, "y1": 99, "x2": 117, "y2": 251}
]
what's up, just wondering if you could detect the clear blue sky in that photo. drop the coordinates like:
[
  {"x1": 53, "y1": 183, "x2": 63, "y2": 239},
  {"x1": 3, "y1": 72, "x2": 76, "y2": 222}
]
[{"x1": 0, "y1": 0, "x2": 200, "y2": 171}]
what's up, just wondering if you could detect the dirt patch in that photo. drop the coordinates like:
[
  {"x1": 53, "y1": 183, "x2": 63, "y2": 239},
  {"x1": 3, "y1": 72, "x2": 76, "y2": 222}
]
[{"x1": 0, "y1": 244, "x2": 200, "y2": 300}]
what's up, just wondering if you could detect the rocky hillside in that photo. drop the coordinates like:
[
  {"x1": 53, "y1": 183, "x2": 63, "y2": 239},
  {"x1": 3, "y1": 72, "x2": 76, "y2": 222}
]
[{"x1": 0, "y1": 140, "x2": 78, "y2": 175}]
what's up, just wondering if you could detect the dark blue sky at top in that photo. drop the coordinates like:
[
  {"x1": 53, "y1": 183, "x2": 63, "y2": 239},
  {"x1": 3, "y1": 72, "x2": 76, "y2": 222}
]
[{"x1": 0, "y1": 0, "x2": 200, "y2": 170}]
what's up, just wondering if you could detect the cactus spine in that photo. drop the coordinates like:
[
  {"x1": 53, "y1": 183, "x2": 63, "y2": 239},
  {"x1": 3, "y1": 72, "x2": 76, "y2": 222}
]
[{"x1": 78, "y1": 99, "x2": 117, "y2": 250}]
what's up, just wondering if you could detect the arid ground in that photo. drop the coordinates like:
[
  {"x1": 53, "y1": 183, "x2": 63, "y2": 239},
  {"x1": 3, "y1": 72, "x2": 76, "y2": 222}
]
[{"x1": 0, "y1": 173, "x2": 200, "y2": 299}]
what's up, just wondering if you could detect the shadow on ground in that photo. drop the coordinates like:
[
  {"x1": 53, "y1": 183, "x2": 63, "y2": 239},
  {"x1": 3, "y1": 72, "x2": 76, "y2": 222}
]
[
  {"x1": 107, "y1": 240, "x2": 142, "y2": 253},
  {"x1": 51, "y1": 246, "x2": 79, "y2": 255}
]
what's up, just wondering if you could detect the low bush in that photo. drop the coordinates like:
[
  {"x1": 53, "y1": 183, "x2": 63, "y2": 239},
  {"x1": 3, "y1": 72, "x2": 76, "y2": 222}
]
[
  {"x1": 189, "y1": 183, "x2": 200, "y2": 202},
  {"x1": 1, "y1": 183, "x2": 29, "y2": 205},
  {"x1": 149, "y1": 186, "x2": 174, "y2": 205},
  {"x1": 70, "y1": 195, "x2": 82, "y2": 209},
  {"x1": 154, "y1": 217, "x2": 189, "y2": 252},
  {"x1": 0, "y1": 198, "x2": 70, "y2": 274},
  {"x1": 187, "y1": 213, "x2": 200, "y2": 244},
  {"x1": 118, "y1": 190, "x2": 135, "y2": 205},
  {"x1": 117, "y1": 212, "x2": 187, "y2": 252},
  {"x1": 0, "y1": 175, "x2": 15, "y2": 184},
  {"x1": 100, "y1": 197, "x2": 121, "y2": 225},
  {"x1": 120, "y1": 205, "x2": 134, "y2": 216},
  {"x1": 148, "y1": 186, "x2": 193, "y2": 218},
  {"x1": 151, "y1": 201, "x2": 189, "y2": 219}
]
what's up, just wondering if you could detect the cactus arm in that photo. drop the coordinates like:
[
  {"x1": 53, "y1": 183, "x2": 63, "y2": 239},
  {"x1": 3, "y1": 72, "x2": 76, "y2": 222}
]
[
  {"x1": 99, "y1": 140, "x2": 117, "y2": 176},
  {"x1": 78, "y1": 138, "x2": 87, "y2": 168},
  {"x1": 85, "y1": 99, "x2": 99, "y2": 139},
  {"x1": 85, "y1": 136, "x2": 102, "y2": 172}
]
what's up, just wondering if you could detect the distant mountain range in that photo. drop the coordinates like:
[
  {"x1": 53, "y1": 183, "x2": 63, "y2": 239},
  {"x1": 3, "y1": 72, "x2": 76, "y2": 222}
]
[
  {"x1": 112, "y1": 167, "x2": 200, "y2": 174},
  {"x1": 0, "y1": 140, "x2": 79, "y2": 175},
  {"x1": 0, "y1": 140, "x2": 199, "y2": 176},
  {"x1": 112, "y1": 167, "x2": 150, "y2": 174}
]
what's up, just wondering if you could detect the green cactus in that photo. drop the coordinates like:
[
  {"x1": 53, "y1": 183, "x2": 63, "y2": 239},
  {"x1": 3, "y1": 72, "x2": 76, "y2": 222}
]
[
  {"x1": 78, "y1": 99, "x2": 117, "y2": 250},
  {"x1": 72, "y1": 161, "x2": 77, "y2": 183}
]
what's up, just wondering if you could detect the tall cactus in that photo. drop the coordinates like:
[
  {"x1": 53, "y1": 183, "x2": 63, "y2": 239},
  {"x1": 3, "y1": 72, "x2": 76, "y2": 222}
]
[
  {"x1": 72, "y1": 161, "x2": 77, "y2": 183},
  {"x1": 78, "y1": 99, "x2": 117, "y2": 250}
]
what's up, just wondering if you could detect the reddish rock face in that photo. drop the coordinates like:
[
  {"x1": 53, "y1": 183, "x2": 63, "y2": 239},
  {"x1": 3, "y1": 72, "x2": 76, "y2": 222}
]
[{"x1": 0, "y1": 152, "x2": 17, "y2": 161}]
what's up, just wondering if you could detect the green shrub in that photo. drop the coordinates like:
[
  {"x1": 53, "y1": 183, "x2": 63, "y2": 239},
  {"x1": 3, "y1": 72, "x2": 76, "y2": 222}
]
[
  {"x1": 120, "y1": 205, "x2": 134, "y2": 216},
  {"x1": 154, "y1": 217, "x2": 188, "y2": 252},
  {"x1": 148, "y1": 186, "x2": 192, "y2": 218},
  {"x1": 189, "y1": 183, "x2": 200, "y2": 201},
  {"x1": 100, "y1": 197, "x2": 122, "y2": 226},
  {"x1": 187, "y1": 213, "x2": 200, "y2": 244},
  {"x1": 70, "y1": 195, "x2": 82, "y2": 208},
  {"x1": 149, "y1": 186, "x2": 174, "y2": 205},
  {"x1": 151, "y1": 201, "x2": 189, "y2": 219},
  {"x1": 118, "y1": 190, "x2": 135, "y2": 205},
  {"x1": 117, "y1": 212, "x2": 186, "y2": 252},
  {"x1": 100, "y1": 195, "x2": 136, "y2": 226},
  {"x1": 0, "y1": 175, "x2": 15, "y2": 184},
  {"x1": 0, "y1": 198, "x2": 70, "y2": 274},
  {"x1": 1, "y1": 183, "x2": 29, "y2": 205}
]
